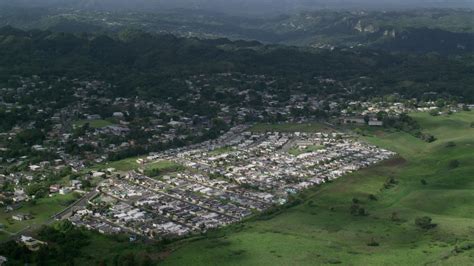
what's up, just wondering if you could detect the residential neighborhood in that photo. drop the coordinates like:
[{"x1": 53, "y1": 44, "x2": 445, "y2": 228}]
[
  {"x1": 0, "y1": 73, "x2": 468, "y2": 247},
  {"x1": 66, "y1": 129, "x2": 395, "y2": 238}
]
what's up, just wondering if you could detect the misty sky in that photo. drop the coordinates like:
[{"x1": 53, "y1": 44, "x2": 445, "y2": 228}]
[{"x1": 0, "y1": 0, "x2": 472, "y2": 15}]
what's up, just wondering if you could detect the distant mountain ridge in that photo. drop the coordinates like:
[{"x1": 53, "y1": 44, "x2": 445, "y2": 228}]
[
  {"x1": 0, "y1": 8, "x2": 471, "y2": 54},
  {"x1": 0, "y1": 0, "x2": 472, "y2": 15}
]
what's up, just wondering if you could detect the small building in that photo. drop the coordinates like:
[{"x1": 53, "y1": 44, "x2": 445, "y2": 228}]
[
  {"x1": 29, "y1": 165, "x2": 41, "y2": 171},
  {"x1": 0, "y1": 255, "x2": 7, "y2": 266},
  {"x1": 5, "y1": 203, "x2": 21, "y2": 212},
  {"x1": 368, "y1": 120, "x2": 383, "y2": 126},
  {"x1": 168, "y1": 120, "x2": 185, "y2": 128},
  {"x1": 49, "y1": 184, "x2": 61, "y2": 193},
  {"x1": 13, "y1": 189, "x2": 28, "y2": 203},
  {"x1": 87, "y1": 114, "x2": 102, "y2": 120},
  {"x1": 31, "y1": 145, "x2": 45, "y2": 151},
  {"x1": 71, "y1": 180, "x2": 82, "y2": 189},
  {"x1": 113, "y1": 112, "x2": 124, "y2": 118},
  {"x1": 12, "y1": 213, "x2": 32, "y2": 221},
  {"x1": 342, "y1": 117, "x2": 366, "y2": 124},
  {"x1": 92, "y1": 171, "x2": 106, "y2": 178},
  {"x1": 59, "y1": 187, "x2": 71, "y2": 195},
  {"x1": 19, "y1": 235, "x2": 47, "y2": 251},
  {"x1": 106, "y1": 168, "x2": 116, "y2": 174}
]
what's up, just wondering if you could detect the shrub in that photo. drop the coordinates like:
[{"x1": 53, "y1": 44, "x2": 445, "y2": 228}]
[
  {"x1": 358, "y1": 207, "x2": 368, "y2": 216},
  {"x1": 368, "y1": 194, "x2": 377, "y2": 201},
  {"x1": 326, "y1": 259, "x2": 342, "y2": 264},
  {"x1": 429, "y1": 109, "x2": 439, "y2": 116},
  {"x1": 350, "y1": 204, "x2": 368, "y2": 216},
  {"x1": 420, "y1": 179, "x2": 427, "y2": 185},
  {"x1": 350, "y1": 204, "x2": 360, "y2": 216},
  {"x1": 383, "y1": 177, "x2": 398, "y2": 189},
  {"x1": 367, "y1": 238, "x2": 380, "y2": 246},
  {"x1": 448, "y1": 159, "x2": 460, "y2": 169},
  {"x1": 453, "y1": 243, "x2": 474, "y2": 253},
  {"x1": 391, "y1": 212, "x2": 400, "y2": 222},
  {"x1": 420, "y1": 133, "x2": 436, "y2": 143},
  {"x1": 445, "y1": 141, "x2": 456, "y2": 148},
  {"x1": 415, "y1": 216, "x2": 437, "y2": 229}
]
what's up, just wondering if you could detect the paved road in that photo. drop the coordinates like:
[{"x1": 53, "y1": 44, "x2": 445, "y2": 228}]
[{"x1": 53, "y1": 190, "x2": 100, "y2": 220}]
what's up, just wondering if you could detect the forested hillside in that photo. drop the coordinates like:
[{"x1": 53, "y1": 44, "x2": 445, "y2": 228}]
[{"x1": 0, "y1": 27, "x2": 472, "y2": 101}]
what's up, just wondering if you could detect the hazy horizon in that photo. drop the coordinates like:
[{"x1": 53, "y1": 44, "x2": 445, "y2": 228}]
[{"x1": 1, "y1": 0, "x2": 472, "y2": 15}]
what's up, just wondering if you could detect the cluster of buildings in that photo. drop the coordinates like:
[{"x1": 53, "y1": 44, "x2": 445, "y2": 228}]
[
  {"x1": 0, "y1": 74, "x2": 466, "y2": 181},
  {"x1": 68, "y1": 128, "x2": 394, "y2": 239},
  {"x1": 0, "y1": 73, "x2": 468, "y2": 244}
]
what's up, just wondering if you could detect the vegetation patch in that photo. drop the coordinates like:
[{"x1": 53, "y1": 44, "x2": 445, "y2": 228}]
[
  {"x1": 249, "y1": 123, "x2": 333, "y2": 133},
  {"x1": 209, "y1": 146, "x2": 234, "y2": 156},
  {"x1": 144, "y1": 161, "x2": 185, "y2": 177},
  {"x1": 73, "y1": 119, "x2": 113, "y2": 129}
]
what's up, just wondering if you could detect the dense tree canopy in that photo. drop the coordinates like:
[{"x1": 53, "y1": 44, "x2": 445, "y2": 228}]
[{"x1": 0, "y1": 26, "x2": 472, "y2": 102}]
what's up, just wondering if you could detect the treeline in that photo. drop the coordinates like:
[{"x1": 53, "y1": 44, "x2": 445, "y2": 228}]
[
  {"x1": 0, "y1": 220, "x2": 159, "y2": 265},
  {"x1": 382, "y1": 113, "x2": 436, "y2": 143}
]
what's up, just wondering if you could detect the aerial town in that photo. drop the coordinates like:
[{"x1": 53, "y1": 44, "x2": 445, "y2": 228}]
[
  {"x1": 0, "y1": 74, "x2": 471, "y2": 244},
  {"x1": 0, "y1": 4, "x2": 473, "y2": 264},
  {"x1": 66, "y1": 128, "x2": 395, "y2": 238}
]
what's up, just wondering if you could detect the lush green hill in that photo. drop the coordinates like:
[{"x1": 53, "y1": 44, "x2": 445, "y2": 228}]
[
  {"x1": 163, "y1": 111, "x2": 474, "y2": 265},
  {"x1": 0, "y1": 27, "x2": 472, "y2": 101}
]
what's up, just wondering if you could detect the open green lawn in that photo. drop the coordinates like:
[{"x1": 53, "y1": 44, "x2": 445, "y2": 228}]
[
  {"x1": 73, "y1": 119, "x2": 114, "y2": 129},
  {"x1": 0, "y1": 194, "x2": 77, "y2": 236},
  {"x1": 0, "y1": 231, "x2": 8, "y2": 242},
  {"x1": 92, "y1": 157, "x2": 140, "y2": 171},
  {"x1": 163, "y1": 111, "x2": 474, "y2": 265},
  {"x1": 92, "y1": 157, "x2": 181, "y2": 174},
  {"x1": 92, "y1": 156, "x2": 143, "y2": 172},
  {"x1": 249, "y1": 122, "x2": 333, "y2": 133},
  {"x1": 144, "y1": 160, "x2": 181, "y2": 171},
  {"x1": 209, "y1": 146, "x2": 235, "y2": 156}
]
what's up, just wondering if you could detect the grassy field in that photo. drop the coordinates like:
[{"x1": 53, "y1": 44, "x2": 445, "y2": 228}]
[
  {"x1": 163, "y1": 111, "x2": 474, "y2": 265},
  {"x1": 92, "y1": 156, "x2": 143, "y2": 172},
  {"x1": 92, "y1": 156, "x2": 181, "y2": 173},
  {"x1": 249, "y1": 122, "x2": 333, "y2": 133},
  {"x1": 209, "y1": 146, "x2": 235, "y2": 156},
  {"x1": 144, "y1": 160, "x2": 181, "y2": 171},
  {"x1": 0, "y1": 193, "x2": 77, "y2": 240},
  {"x1": 0, "y1": 231, "x2": 8, "y2": 242},
  {"x1": 74, "y1": 232, "x2": 160, "y2": 265},
  {"x1": 73, "y1": 119, "x2": 113, "y2": 129}
]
